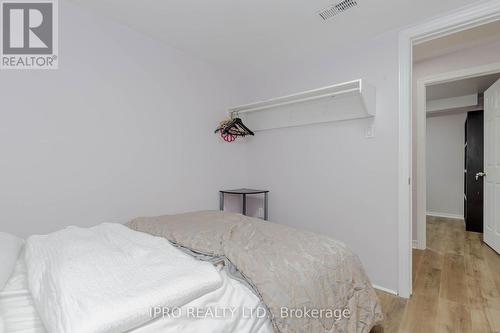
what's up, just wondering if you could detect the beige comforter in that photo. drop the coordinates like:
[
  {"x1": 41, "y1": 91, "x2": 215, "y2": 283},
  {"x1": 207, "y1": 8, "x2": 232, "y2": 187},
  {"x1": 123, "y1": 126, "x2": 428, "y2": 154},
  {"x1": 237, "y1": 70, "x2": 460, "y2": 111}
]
[{"x1": 128, "y1": 211, "x2": 382, "y2": 333}]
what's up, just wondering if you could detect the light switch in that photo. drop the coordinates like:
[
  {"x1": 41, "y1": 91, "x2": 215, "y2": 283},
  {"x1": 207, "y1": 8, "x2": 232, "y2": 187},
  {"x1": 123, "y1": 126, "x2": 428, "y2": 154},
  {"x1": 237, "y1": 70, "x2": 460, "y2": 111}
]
[{"x1": 365, "y1": 123, "x2": 375, "y2": 138}]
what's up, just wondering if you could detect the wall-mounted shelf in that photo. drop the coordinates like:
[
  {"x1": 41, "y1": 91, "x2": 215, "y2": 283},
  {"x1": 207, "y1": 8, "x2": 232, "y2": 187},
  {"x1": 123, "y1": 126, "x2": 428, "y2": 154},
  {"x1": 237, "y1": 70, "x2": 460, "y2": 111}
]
[{"x1": 229, "y1": 79, "x2": 376, "y2": 131}]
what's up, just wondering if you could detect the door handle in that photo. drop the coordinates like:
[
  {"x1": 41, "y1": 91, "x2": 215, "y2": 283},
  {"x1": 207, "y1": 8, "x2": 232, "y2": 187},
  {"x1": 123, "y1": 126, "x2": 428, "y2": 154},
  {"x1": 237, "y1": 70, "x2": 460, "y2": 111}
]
[{"x1": 476, "y1": 172, "x2": 487, "y2": 181}]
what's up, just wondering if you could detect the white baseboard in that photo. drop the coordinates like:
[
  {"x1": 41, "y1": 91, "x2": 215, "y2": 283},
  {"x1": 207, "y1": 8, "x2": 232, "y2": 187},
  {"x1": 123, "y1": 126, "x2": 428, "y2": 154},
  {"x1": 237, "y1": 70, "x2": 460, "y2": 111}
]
[
  {"x1": 426, "y1": 211, "x2": 464, "y2": 220},
  {"x1": 372, "y1": 284, "x2": 398, "y2": 296},
  {"x1": 412, "y1": 240, "x2": 418, "y2": 249}
]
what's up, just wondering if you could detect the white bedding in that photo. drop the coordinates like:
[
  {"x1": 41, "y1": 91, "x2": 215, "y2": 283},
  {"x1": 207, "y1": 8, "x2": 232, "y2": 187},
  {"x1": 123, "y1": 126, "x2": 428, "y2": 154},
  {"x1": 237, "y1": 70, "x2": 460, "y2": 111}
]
[
  {"x1": 0, "y1": 256, "x2": 46, "y2": 333},
  {"x1": 0, "y1": 253, "x2": 272, "y2": 333},
  {"x1": 25, "y1": 223, "x2": 223, "y2": 333},
  {"x1": 1, "y1": 224, "x2": 273, "y2": 333}
]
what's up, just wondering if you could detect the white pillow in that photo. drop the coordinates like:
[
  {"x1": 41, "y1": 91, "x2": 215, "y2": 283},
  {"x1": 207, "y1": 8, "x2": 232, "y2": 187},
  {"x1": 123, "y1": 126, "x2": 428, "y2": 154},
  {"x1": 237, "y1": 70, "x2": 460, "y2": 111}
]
[{"x1": 0, "y1": 232, "x2": 24, "y2": 291}]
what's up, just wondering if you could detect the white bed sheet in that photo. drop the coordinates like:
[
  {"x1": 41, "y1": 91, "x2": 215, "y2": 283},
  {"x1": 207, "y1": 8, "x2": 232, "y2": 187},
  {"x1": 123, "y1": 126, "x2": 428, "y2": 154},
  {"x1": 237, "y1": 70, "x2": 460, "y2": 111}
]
[
  {"x1": 0, "y1": 252, "x2": 273, "y2": 333},
  {"x1": 0, "y1": 254, "x2": 45, "y2": 333}
]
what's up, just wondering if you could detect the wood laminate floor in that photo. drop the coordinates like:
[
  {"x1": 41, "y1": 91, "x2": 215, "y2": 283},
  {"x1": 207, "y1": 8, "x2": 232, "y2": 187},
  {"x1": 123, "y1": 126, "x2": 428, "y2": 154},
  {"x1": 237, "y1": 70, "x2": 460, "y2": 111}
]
[{"x1": 373, "y1": 216, "x2": 500, "y2": 333}]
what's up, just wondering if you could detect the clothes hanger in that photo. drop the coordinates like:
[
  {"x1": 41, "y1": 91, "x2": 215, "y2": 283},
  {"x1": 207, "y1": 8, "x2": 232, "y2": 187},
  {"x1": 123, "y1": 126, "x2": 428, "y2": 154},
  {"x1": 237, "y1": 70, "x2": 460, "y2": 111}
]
[
  {"x1": 232, "y1": 118, "x2": 255, "y2": 136},
  {"x1": 215, "y1": 113, "x2": 254, "y2": 142}
]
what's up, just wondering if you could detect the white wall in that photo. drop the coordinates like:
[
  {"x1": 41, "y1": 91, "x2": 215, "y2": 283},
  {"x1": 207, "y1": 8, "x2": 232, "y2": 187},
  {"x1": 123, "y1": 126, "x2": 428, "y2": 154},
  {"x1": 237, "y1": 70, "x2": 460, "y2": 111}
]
[
  {"x1": 0, "y1": 1, "x2": 247, "y2": 237},
  {"x1": 426, "y1": 113, "x2": 466, "y2": 217},
  {"x1": 235, "y1": 31, "x2": 400, "y2": 292},
  {"x1": 412, "y1": 39, "x2": 500, "y2": 239}
]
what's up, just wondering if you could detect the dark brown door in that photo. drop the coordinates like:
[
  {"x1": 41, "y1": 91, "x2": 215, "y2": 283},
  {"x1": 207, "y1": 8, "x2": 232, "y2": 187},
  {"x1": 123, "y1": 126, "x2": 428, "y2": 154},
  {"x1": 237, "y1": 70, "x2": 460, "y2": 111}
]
[{"x1": 465, "y1": 110, "x2": 484, "y2": 233}]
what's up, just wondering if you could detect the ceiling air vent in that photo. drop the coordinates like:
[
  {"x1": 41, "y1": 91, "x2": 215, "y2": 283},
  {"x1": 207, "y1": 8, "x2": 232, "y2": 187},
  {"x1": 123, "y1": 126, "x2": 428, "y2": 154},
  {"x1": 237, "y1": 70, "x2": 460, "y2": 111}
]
[{"x1": 318, "y1": 0, "x2": 358, "y2": 20}]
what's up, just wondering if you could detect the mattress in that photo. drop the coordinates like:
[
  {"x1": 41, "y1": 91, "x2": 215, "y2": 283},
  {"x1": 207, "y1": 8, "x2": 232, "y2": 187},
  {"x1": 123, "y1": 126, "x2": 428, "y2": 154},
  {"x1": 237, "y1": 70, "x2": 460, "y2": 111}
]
[{"x1": 0, "y1": 251, "x2": 273, "y2": 333}]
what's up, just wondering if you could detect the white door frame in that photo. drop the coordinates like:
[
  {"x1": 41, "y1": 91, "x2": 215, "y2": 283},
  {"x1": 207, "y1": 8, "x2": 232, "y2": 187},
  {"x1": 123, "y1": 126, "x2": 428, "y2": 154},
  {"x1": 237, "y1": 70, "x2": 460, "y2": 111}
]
[
  {"x1": 398, "y1": 0, "x2": 500, "y2": 298},
  {"x1": 415, "y1": 63, "x2": 500, "y2": 251}
]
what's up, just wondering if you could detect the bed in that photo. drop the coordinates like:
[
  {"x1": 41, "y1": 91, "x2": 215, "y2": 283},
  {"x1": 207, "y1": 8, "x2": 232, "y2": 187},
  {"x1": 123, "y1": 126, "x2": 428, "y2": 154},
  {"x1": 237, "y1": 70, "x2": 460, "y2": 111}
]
[{"x1": 0, "y1": 211, "x2": 382, "y2": 333}]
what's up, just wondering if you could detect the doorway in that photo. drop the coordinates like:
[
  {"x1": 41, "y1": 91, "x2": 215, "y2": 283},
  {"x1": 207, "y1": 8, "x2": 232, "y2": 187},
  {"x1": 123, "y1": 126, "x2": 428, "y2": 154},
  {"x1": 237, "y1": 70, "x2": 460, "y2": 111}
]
[
  {"x1": 423, "y1": 73, "x2": 500, "y2": 235},
  {"x1": 411, "y1": 18, "x2": 500, "y2": 251},
  {"x1": 414, "y1": 66, "x2": 500, "y2": 253},
  {"x1": 407, "y1": 65, "x2": 500, "y2": 332},
  {"x1": 398, "y1": 0, "x2": 500, "y2": 299}
]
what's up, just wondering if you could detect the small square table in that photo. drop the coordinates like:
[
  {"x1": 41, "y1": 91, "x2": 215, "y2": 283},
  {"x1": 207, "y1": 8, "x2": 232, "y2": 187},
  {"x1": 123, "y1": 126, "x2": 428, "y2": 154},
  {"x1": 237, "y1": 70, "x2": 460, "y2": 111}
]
[{"x1": 219, "y1": 188, "x2": 269, "y2": 220}]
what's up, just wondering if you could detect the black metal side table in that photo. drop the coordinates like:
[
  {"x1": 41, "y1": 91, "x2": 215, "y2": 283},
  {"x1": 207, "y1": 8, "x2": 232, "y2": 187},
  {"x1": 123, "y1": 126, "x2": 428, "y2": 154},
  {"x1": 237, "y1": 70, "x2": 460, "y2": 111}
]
[{"x1": 219, "y1": 188, "x2": 269, "y2": 220}]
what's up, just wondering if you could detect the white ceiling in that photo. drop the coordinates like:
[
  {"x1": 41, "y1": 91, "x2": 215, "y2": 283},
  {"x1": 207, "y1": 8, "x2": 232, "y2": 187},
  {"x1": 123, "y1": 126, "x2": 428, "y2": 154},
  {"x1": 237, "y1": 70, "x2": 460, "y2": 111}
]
[
  {"x1": 69, "y1": 0, "x2": 479, "y2": 72},
  {"x1": 427, "y1": 73, "x2": 500, "y2": 101},
  {"x1": 414, "y1": 19, "x2": 500, "y2": 63}
]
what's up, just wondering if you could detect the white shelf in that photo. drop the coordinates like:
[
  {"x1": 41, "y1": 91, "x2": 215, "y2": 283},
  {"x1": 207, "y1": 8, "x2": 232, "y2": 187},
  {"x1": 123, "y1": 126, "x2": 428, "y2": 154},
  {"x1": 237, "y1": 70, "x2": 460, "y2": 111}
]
[{"x1": 229, "y1": 79, "x2": 376, "y2": 131}]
